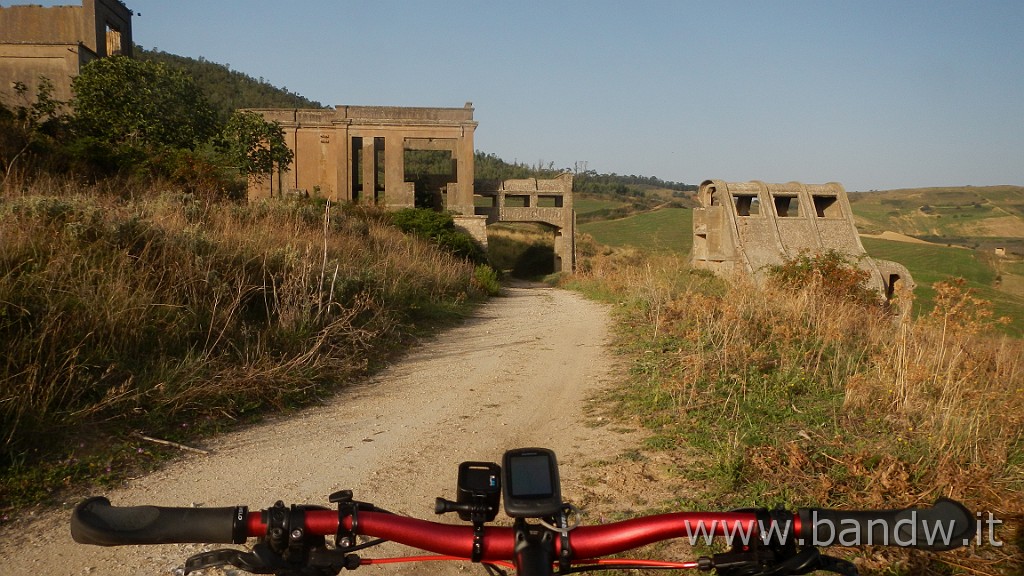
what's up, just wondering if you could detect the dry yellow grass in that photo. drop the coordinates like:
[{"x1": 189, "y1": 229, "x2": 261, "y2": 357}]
[{"x1": 567, "y1": 248, "x2": 1023, "y2": 574}]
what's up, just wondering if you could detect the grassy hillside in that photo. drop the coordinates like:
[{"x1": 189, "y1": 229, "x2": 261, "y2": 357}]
[
  {"x1": 848, "y1": 186, "x2": 1024, "y2": 253},
  {"x1": 579, "y1": 207, "x2": 693, "y2": 253},
  {"x1": 575, "y1": 182, "x2": 1024, "y2": 334},
  {"x1": 574, "y1": 195, "x2": 632, "y2": 215},
  {"x1": 862, "y1": 237, "x2": 1024, "y2": 336}
]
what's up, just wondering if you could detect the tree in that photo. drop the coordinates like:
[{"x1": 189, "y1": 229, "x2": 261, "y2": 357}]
[
  {"x1": 0, "y1": 77, "x2": 64, "y2": 189},
  {"x1": 220, "y1": 110, "x2": 293, "y2": 183},
  {"x1": 71, "y1": 56, "x2": 219, "y2": 153}
]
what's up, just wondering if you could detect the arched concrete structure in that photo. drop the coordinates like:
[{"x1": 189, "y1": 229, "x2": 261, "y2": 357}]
[
  {"x1": 474, "y1": 173, "x2": 575, "y2": 273},
  {"x1": 692, "y1": 179, "x2": 913, "y2": 298}
]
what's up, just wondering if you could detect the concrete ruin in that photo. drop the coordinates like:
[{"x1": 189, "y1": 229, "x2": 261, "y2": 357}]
[
  {"x1": 0, "y1": 0, "x2": 133, "y2": 103},
  {"x1": 249, "y1": 104, "x2": 575, "y2": 273},
  {"x1": 247, "y1": 104, "x2": 478, "y2": 214},
  {"x1": 692, "y1": 179, "x2": 913, "y2": 299},
  {"x1": 475, "y1": 173, "x2": 575, "y2": 273}
]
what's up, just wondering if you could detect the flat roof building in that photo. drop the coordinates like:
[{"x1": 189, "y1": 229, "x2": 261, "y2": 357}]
[{"x1": 0, "y1": 0, "x2": 133, "y2": 102}]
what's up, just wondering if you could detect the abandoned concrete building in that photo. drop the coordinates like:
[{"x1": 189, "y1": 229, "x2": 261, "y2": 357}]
[
  {"x1": 0, "y1": 0, "x2": 133, "y2": 103},
  {"x1": 691, "y1": 179, "x2": 913, "y2": 299},
  {"x1": 248, "y1": 104, "x2": 575, "y2": 273}
]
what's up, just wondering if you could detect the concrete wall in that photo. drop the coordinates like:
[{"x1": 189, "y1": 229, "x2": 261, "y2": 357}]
[
  {"x1": 0, "y1": 0, "x2": 133, "y2": 103},
  {"x1": 692, "y1": 179, "x2": 914, "y2": 298},
  {"x1": 475, "y1": 173, "x2": 575, "y2": 273},
  {"x1": 250, "y1": 104, "x2": 575, "y2": 272},
  {"x1": 248, "y1": 104, "x2": 477, "y2": 212}
]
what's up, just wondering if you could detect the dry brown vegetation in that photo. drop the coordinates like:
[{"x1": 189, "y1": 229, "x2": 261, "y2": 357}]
[
  {"x1": 1, "y1": 177, "x2": 485, "y2": 508},
  {"x1": 566, "y1": 248, "x2": 1023, "y2": 575}
]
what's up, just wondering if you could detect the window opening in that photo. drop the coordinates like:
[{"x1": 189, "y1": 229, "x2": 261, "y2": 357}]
[
  {"x1": 351, "y1": 137, "x2": 362, "y2": 203},
  {"x1": 105, "y1": 25, "x2": 122, "y2": 56},
  {"x1": 709, "y1": 186, "x2": 720, "y2": 206},
  {"x1": 505, "y1": 195, "x2": 531, "y2": 208},
  {"x1": 813, "y1": 195, "x2": 840, "y2": 218},
  {"x1": 374, "y1": 137, "x2": 385, "y2": 204},
  {"x1": 774, "y1": 195, "x2": 799, "y2": 217},
  {"x1": 733, "y1": 194, "x2": 760, "y2": 216},
  {"x1": 887, "y1": 274, "x2": 902, "y2": 300},
  {"x1": 537, "y1": 195, "x2": 563, "y2": 208}
]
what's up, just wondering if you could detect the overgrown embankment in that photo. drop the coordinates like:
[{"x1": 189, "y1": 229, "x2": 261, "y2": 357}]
[
  {"x1": 567, "y1": 247, "x2": 1023, "y2": 575},
  {"x1": 0, "y1": 182, "x2": 487, "y2": 510}
]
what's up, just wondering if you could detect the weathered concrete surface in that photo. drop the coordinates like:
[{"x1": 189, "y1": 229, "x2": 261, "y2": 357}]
[
  {"x1": 246, "y1": 104, "x2": 478, "y2": 214},
  {"x1": 475, "y1": 173, "x2": 575, "y2": 273},
  {"x1": 692, "y1": 179, "x2": 914, "y2": 298},
  {"x1": 0, "y1": 0, "x2": 133, "y2": 102}
]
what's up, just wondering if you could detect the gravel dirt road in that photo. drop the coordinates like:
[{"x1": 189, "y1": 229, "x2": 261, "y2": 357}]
[{"x1": 1, "y1": 282, "x2": 648, "y2": 576}]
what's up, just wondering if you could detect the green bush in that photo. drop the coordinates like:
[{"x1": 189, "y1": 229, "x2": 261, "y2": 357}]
[
  {"x1": 390, "y1": 208, "x2": 487, "y2": 264},
  {"x1": 473, "y1": 265, "x2": 502, "y2": 296}
]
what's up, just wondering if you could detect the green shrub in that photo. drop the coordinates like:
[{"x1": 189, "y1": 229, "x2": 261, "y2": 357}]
[
  {"x1": 390, "y1": 208, "x2": 487, "y2": 264},
  {"x1": 473, "y1": 264, "x2": 502, "y2": 296}
]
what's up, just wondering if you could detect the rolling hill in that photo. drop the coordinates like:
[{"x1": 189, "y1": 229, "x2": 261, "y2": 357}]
[
  {"x1": 577, "y1": 187, "x2": 1024, "y2": 336},
  {"x1": 847, "y1": 185, "x2": 1024, "y2": 253}
]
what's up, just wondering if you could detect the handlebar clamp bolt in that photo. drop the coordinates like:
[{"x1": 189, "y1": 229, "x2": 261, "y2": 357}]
[{"x1": 290, "y1": 529, "x2": 303, "y2": 541}]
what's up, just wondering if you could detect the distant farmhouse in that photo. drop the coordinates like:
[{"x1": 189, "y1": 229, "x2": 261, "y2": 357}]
[{"x1": 0, "y1": 0, "x2": 133, "y2": 103}]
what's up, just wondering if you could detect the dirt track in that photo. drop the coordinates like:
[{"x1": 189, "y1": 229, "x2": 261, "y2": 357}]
[{"x1": 0, "y1": 283, "x2": 640, "y2": 575}]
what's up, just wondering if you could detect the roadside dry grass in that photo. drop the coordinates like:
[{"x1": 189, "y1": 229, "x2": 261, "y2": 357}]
[
  {"x1": 0, "y1": 178, "x2": 485, "y2": 511},
  {"x1": 565, "y1": 248, "x2": 1023, "y2": 575}
]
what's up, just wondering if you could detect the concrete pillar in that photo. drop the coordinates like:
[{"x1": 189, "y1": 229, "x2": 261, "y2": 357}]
[
  {"x1": 361, "y1": 137, "x2": 376, "y2": 205},
  {"x1": 383, "y1": 134, "x2": 409, "y2": 207},
  {"x1": 450, "y1": 125, "x2": 475, "y2": 215},
  {"x1": 336, "y1": 129, "x2": 350, "y2": 203}
]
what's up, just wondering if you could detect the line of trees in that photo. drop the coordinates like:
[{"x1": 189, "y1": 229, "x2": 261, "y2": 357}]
[{"x1": 574, "y1": 171, "x2": 695, "y2": 197}]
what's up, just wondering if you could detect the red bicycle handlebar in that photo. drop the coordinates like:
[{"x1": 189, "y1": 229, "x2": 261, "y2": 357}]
[
  {"x1": 72, "y1": 496, "x2": 975, "y2": 559},
  {"x1": 248, "y1": 509, "x2": 766, "y2": 560}
]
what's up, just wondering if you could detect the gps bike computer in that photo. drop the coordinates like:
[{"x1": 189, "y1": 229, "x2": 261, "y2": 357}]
[{"x1": 501, "y1": 448, "x2": 562, "y2": 518}]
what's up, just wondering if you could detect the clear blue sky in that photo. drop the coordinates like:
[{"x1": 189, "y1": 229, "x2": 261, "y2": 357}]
[{"x1": 22, "y1": 1, "x2": 1024, "y2": 191}]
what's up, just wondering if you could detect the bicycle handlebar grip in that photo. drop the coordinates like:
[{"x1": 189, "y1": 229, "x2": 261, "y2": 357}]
[
  {"x1": 797, "y1": 497, "x2": 974, "y2": 551},
  {"x1": 71, "y1": 496, "x2": 248, "y2": 546}
]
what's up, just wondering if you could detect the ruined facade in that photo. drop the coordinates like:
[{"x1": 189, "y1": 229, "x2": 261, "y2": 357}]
[
  {"x1": 250, "y1": 105, "x2": 575, "y2": 272},
  {"x1": 0, "y1": 0, "x2": 133, "y2": 103},
  {"x1": 692, "y1": 180, "x2": 913, "y2": 299},
  {"x1": 247, "y1": 104, "x2": 478, "y2": 214}
]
